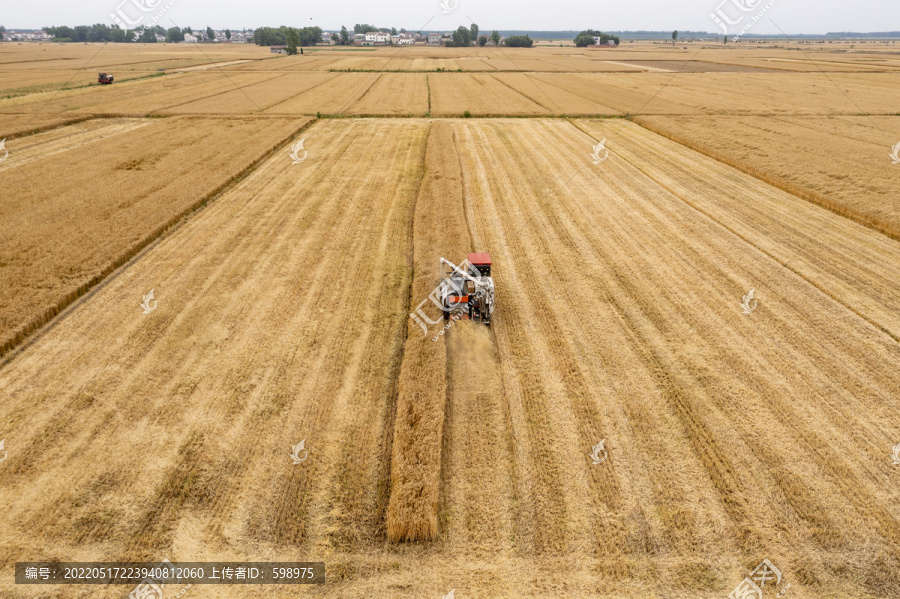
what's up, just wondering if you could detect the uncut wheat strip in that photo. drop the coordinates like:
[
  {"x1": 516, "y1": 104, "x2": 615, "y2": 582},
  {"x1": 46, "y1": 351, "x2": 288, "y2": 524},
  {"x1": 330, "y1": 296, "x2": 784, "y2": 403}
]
[
  {"x1": 597, "y1": 120, "x2": 900, "y2": 338},
  {"x1": 387, "y1": 121, "x2": 471, "y2": 543},
  {"x1": 0, "y1": 117, "x2": 149, "y2": 173}
]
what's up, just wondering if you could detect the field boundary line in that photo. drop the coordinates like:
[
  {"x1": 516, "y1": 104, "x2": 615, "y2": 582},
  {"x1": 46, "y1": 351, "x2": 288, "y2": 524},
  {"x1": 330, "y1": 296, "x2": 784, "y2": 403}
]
[
  {"x1": 0, "y1": 117, "x2": 318, "y2": 365},
  {"x1": 2, "y1": 114, "x2": 95, "y2": 140},
  {"x1": 631, "y1": 117, "x2": 900, "y2": 242},
  {"x1": 596, "y1": 121, "x2": 900, "y2": 344}
]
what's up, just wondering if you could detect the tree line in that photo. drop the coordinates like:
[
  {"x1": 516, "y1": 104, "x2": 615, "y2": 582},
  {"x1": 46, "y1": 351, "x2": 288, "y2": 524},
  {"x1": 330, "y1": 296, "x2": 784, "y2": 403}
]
[
  {"x1": 42, "y1": 24, "x2": 234, "y2": 43},
  {"x1": 573, "y1": 29, "x2": 620, "y2": 47},
  {"x1": 35, "y1": 22, "x2": 539, "y2": 48}
]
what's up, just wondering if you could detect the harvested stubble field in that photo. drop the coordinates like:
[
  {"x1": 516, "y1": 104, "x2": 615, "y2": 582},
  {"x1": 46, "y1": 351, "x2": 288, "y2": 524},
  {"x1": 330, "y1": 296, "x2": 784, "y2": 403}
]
[
  {"x1": 1, "y1": 42, "x2": 899, "y2": 599},
  {"x1": 0, "y1": 115, "x2": 312, "y2": 355},
  {"x1": 633, "y1": 115, "x2": 900, "y2": 240}
]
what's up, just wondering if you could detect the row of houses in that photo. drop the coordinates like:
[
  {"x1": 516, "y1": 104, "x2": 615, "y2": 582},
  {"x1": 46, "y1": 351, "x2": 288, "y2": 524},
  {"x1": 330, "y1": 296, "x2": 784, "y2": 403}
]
[
  {"x1": 350, "y1": 32, "x2": 418, "y2": 46},
  {"x1": 2, "y1": 30, "x2": 53, "y2": 41}
]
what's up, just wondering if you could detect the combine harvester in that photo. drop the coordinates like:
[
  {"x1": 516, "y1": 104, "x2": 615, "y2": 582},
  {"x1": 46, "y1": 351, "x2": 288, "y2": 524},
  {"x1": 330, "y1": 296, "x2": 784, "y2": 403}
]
[
  {"x1": 97, "y1": 72, "x2": 114, "y2": 84},
  {"x1": 439, "y1": 253, "x2": 495, "y2": 325}
]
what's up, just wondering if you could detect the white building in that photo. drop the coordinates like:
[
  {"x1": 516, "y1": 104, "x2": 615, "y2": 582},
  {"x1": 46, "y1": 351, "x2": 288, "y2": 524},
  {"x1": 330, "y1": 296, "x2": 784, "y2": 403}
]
[{"x1": 364, "y1": 31, "x2": 390, "y2": 44}]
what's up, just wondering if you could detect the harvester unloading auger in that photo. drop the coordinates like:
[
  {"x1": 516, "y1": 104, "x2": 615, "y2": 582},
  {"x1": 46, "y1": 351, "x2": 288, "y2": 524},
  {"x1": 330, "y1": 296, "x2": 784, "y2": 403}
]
[{"x1": 439, "y1": 253, "x2": 495, "y2": 325}]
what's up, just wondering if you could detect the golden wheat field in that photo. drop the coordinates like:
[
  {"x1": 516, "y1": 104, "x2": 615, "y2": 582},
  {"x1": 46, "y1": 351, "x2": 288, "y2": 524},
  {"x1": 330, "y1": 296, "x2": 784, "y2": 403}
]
[{"x1": 1, "y1": 40, "x2": 899, "y2": 599}]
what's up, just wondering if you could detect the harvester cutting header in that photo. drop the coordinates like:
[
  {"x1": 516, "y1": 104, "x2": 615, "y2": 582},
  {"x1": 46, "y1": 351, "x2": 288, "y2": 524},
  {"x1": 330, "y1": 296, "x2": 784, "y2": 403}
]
[{"x1": 439, "y1": 253, "x2": 495, "y2": 325}]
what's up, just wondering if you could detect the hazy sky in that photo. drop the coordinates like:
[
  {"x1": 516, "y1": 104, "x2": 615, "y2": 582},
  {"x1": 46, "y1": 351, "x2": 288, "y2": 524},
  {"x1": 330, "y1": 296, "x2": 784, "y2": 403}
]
[{"x1": 4, "y1": 0, "x2": 898, "y2": 34}]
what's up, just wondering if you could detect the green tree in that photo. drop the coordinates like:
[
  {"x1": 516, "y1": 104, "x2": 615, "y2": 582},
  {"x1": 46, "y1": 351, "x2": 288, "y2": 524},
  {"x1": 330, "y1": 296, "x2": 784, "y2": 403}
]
[
  {"x1": 297, "y1": 26, "x2": 322, "y2": 46},
  {"x1": 573, "y1": 30, "x2": 619, "y2": 47},
  {"x1": 331, "y1": 33, "x2": 340, "y2": 43},
  {"x1": 285, "y1": 28, "x2": 299, "y2": 54},
  {"x1": 125, "y1": 29, "x2": 136, "y2": 43},
  {"x1": 470, "y1": 23, "x2": 479, "y2": 43},
  {"x1": 505, "y1": 35, "x2": 533, "y2": 47},
  {"x1": 724, "y1": 35, "x2": 728, "y2": 45},
  {"x1": 672, "y1": 30, "x2": 678, "y2": 45},
  {"x1": 183, "y1": 26, "x2": 193, "y2": 35},
  {"x1": 253, "y1": 27, "x2": 284, "y2": 46},
  {"x1": 138, "y1": 27, "x2": 157, "y2": 43},
  {"x1": 448, "y1": 25, "x2": 471, "y2": 47},
  {"x1": 491, "y1": 30, "x2": 500, "y2": 45},
  {"x1": 340, "y1": 25, "x2": 350, "y2": 45},
  {"x1": 574, "y1": 34, "x2": 593, "y2": 47},
  {"x1": 225, "y1": 28, "x2": 231, "y2": 40},
  {"x1": 0, "y1": 25, "x2": 5, "y2": 41},
  {"x1": 110, "y1": 25, "x2": 126, "y2": 43},
  {"x1": 73, "y1": 25, "x2": 90, "y2": 42},
  {"x1": 206, "y1": 26, "x2": 215, "y2": 41},
  {"x1": 166, "y1": 27, "x2": 184, "y2": 43},
  {"x1": 354, "y1": 23, "x2": 378, "y2": 34},
  {"x1": 391, "y1": 27, "x2": 397, "y2": 35},
  {"x1": 478, "y1": 35, "x2": 488, "y2": 47}
]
